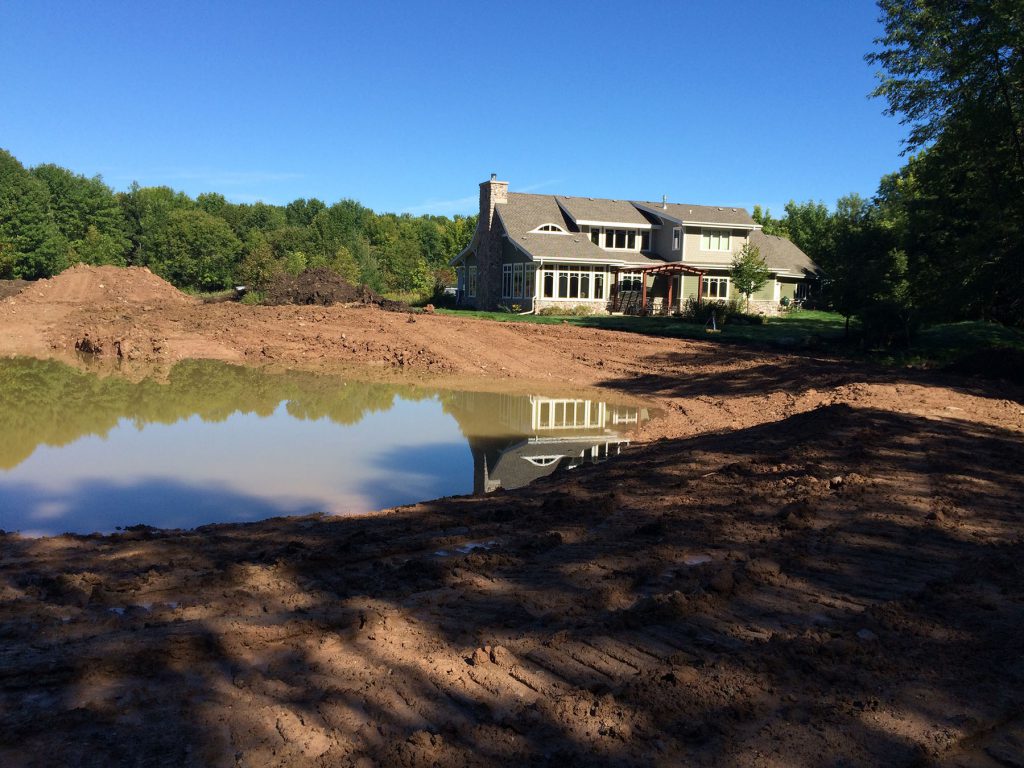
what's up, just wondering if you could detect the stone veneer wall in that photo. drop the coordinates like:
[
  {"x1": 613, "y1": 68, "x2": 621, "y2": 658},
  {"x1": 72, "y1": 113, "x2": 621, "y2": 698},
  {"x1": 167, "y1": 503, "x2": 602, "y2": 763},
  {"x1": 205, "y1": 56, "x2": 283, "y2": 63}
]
[{"x1": 474, "y1": 177, "x2": 508, "y2": 310}]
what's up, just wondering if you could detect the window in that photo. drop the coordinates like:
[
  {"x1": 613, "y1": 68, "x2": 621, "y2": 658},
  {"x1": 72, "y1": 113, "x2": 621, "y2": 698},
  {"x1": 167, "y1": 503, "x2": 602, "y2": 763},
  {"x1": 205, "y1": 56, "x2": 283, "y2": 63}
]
[
  {"x1": 512, "y1": 263, "x2": 524, "y2": 297},
  {"x1": 590, "y1": 229, "x2": 600, "y2": 245},
  {"x1": 502, "y1": 264, "x2": 513, "y2": 299},
  {"x1": 468, "y1": 266, "x2": 477, "y2": 298},
  {"x1": 604, "y1": 230, "x2": 615, "y2": 248},
  {"x1": 614, "y1": 229, "x2": 626, "y2": 249},
  {"x1": 620, "y1": 271, "x2": 643, "y2": 292},
  {"x1": 701, "y1": 229, "x2": 731, "y2": 251},
  {"x1": 524, "y1": 264, "x2": 536, "y2": 298},
  {"x1": 640, "y1": 231, "x2": 650, "y2": 251},
  {"x1": 702, "y1": 276, "x2": 729, "y2": 298},
  {"x1": 539, "y1": 264, "x2": 609, "y2": 301},
  {"x1": 672, "y1": 227, "x2": 681, "y2": 251},
  {"x1": 533, "y1": 223, "x2": 566, "y2": 233},
  {"x1": 456, "y1": 266, "x2": 464, "y2": 291}
]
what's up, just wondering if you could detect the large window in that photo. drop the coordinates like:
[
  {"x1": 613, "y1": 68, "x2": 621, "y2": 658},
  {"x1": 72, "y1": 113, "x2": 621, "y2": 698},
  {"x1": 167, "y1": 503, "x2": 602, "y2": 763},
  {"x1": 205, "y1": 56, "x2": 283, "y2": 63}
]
[
  {"x1": 539, "y1": 264, "x2": 609, "y2": 301},
  {"x1": 468, "y1": 266, "x2": 477, "y2": 298},
  {"x1": 502, "y1": 264, "x2": 513, "y2": 299},
  {"x1": 596, "y1": 228, "x2": 643, "y2": 251},
  {"x1": 702, "y1": 276, "x2": 729, "y2": 298},
  {"x1": 701, "y1": 229, "x2": 731, "y2": 252},
  {"x1": 512, "y1": 263, "x2": 524, "y2": 297}
]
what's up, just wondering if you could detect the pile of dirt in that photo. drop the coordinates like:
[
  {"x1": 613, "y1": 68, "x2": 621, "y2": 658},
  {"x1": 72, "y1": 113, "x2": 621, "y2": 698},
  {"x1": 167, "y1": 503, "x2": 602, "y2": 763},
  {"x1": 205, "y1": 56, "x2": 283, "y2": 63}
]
[
  {"x1": 6, "y1": 264, "x2": 194, "y2": 308},
  {"x1": 0, "y1": 279, "x2": 30, "y2": 300},
  {"x1": 264, "y1": 267, "x2": 409, "y2": 311}
]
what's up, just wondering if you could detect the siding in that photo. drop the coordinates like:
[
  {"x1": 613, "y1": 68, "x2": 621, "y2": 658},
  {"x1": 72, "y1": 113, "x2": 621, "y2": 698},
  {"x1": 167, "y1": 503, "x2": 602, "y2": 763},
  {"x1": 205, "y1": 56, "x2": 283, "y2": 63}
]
[{"x1": 682, "y1": 226, "x2": 749, "y2": 267}]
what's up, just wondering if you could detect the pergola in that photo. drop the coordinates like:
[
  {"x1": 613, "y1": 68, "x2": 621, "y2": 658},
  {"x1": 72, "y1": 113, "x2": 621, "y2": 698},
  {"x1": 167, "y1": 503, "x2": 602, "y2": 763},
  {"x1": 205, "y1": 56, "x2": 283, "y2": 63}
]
[{"x1": 638, "y1": 263, "x2": 706, "y2": 313}]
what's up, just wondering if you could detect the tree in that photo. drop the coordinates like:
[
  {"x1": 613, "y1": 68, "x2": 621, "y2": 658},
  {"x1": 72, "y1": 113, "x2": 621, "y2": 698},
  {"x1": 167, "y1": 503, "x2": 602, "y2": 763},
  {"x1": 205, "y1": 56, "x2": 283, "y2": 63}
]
[
  {"x1": 146, "y1": 208, "x2": 241, "y2": 291},
  {"x1": 730, "y1": 244, "x2": 771, "y2": 311},
  {"x1": 782, "y1": 200, "x2": 833, "y2": 265},
  {"x1": 0, "y1": 149, "x2": 67, "y2": 278},
  {"x1": 867, "y1": 0, "x2": 1024, "y2": 175},
  {"x1": 32, "y1": 164, "x2": 129, "y2": 266},
  {"x1": 868, "y1": 0, "x2": 1024, "y2": 324},
  {"x1": 751, "y1": 205, "x2": 788, "y2": 237}
]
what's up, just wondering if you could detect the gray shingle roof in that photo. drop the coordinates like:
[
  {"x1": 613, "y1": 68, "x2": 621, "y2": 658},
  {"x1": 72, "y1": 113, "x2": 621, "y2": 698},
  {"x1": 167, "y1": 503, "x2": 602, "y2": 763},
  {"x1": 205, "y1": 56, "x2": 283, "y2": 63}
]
[
  {"x1": 555, "y1": 196, "x2": 653, "y2": 227},
  {"x1": 748, "y1": 230, "x2": 820, "y2": 276},
  {"x1": 498, "y1": 194, "x2": 666, "y2": 266},
  {"x1": 634, "y1": 201, "x2": 756, "y2": 227}
]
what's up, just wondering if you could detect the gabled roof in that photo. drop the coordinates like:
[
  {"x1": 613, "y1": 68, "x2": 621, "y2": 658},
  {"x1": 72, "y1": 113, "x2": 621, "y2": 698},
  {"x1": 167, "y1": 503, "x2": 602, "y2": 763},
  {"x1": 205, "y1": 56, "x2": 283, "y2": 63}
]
[
  {"x1": 556, "y1": 196, "x2": 653, "y2": 228},
  {"x1": 498, "y1": 193, "x2": 666, "y2": 266},
  {"x1": 634, "y1": 201, "x2": 757, "y2": 228},
  {"x1": 748, "y1": 230, "x2": 820, "y2": 276}
]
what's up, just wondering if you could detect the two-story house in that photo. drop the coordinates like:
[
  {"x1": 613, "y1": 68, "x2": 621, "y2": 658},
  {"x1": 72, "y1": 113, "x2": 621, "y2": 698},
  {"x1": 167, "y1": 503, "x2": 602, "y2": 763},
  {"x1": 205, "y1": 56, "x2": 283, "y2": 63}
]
[{"x1": 451, "y1": 175, "x2": 819, "y2": 314}]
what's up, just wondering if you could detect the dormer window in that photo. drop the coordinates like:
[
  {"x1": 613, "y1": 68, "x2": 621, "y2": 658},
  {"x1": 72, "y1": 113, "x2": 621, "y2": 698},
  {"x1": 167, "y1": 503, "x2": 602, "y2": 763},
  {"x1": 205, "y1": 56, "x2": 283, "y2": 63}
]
[{"x1": 531, "y1": 223, "x2": 567, "y2": 233}]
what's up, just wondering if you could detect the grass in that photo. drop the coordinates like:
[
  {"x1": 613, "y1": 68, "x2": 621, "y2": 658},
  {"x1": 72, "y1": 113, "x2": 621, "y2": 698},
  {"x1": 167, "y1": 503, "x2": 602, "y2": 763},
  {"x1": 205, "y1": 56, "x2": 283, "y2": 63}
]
[
  {"x1": 437, "y1": 308, "x2": 850, "y2": 349},
  {"x1": 437, "y1": 307, "x2": 1024, "y2": 369}
]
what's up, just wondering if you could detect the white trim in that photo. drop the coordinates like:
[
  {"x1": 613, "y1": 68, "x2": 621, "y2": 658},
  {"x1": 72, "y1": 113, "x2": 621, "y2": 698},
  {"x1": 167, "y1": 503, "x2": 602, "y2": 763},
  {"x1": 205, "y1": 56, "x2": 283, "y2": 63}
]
[
  {"x1": 574, "y1": 219, "x2": 653, "y2": 229},
  {"x1": 529, "y1": 223, "x2": 570, "y2": 234}
]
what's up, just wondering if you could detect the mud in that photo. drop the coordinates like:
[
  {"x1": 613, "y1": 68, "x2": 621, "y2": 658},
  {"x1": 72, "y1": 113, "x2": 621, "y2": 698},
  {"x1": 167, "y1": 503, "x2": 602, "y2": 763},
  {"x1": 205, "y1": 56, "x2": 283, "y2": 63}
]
[{"x1": 1, "y1": 266, "x2": 1023, "y2": 766}]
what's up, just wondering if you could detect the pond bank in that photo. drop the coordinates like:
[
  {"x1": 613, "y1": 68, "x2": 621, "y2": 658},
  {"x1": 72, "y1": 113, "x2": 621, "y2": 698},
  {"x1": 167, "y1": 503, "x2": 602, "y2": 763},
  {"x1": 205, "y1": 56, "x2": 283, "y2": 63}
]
[{"x1": 1, "y1": 266, "x2": 1023, "y2": 766}]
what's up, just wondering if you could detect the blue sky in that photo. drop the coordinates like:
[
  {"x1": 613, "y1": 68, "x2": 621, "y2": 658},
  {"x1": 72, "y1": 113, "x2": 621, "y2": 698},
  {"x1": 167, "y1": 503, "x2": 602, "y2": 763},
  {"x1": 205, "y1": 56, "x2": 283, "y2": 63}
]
[{"x1": 0, "y1": 1, "x2": 904, "y2": 217}]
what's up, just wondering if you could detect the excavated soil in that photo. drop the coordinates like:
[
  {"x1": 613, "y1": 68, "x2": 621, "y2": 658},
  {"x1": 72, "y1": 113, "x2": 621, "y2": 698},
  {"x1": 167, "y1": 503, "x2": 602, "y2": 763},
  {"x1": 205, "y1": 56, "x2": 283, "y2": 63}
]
[{"x1": 1, "y1": 266, "x2": 1023, "y2": 767}]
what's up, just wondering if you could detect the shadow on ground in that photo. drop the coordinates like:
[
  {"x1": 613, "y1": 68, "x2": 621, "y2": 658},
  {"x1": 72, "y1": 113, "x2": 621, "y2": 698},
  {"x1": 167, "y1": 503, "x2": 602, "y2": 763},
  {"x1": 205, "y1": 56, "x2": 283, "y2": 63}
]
[{"x1": 1, "y1": 399, "x2": 1022, "y2": 766}]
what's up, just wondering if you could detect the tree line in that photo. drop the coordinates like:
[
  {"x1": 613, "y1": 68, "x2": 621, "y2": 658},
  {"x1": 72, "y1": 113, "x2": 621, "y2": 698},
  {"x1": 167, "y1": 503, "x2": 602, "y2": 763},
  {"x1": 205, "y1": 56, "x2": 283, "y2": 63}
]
[
  {"x1": 752, "y1": 0, "x2": 1023, "y2": 344},
  {"x1": 0, "y1": 149, "x2": 476, "y2": 297}
]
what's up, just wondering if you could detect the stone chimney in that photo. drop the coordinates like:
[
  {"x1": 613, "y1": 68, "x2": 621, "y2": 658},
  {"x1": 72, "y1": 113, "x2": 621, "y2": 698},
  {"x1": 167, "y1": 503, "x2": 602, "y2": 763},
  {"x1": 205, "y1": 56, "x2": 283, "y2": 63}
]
[
  {"x1": 479, "y1": 173, "x2": 508, "y2": 230},
  {"x1": 475, "y1": 173, "x2": 508, "y2": 309}
]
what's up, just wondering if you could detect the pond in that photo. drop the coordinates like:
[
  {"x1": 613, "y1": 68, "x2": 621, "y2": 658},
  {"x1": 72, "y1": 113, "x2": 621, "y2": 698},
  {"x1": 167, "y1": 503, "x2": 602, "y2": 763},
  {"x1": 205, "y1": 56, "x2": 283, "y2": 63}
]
[{"x1": 0, "y1": 357, "x2": 650, "y2": 536}]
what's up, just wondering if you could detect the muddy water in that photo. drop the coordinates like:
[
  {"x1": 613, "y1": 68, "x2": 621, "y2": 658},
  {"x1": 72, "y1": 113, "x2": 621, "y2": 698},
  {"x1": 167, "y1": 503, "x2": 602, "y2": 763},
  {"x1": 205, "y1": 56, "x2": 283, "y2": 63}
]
[{"x1": 0, "y1": 357, "x2": 649, "y2": 535}]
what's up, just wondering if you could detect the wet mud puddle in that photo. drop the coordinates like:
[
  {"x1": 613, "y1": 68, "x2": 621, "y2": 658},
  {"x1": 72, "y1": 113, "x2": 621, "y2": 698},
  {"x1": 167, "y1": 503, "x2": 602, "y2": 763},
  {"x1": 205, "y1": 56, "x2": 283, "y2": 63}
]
[{"x1": 0, "y1": 357, "x2": 649, "y2": 535}]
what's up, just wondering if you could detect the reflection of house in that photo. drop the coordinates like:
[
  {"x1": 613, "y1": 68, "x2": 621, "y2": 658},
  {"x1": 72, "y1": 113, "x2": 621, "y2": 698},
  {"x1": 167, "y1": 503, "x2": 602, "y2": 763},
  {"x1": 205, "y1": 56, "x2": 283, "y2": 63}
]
[
  {"x1": 442, "y1": 392, "x2": 648, "y2": 494},
  {"x1": 452, "y1": 175, "x2": 820, "y2": 314}
]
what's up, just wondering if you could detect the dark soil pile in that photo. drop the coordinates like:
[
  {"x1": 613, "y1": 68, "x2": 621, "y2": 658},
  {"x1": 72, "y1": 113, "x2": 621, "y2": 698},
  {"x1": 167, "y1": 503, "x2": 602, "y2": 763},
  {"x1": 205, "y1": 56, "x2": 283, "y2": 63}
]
[
  {"x1": 0, "y1": 279, "x2": 30, "y2": 300},
  {"x1": 265, "y1": 268, "x2": 408, "y2": 311}
]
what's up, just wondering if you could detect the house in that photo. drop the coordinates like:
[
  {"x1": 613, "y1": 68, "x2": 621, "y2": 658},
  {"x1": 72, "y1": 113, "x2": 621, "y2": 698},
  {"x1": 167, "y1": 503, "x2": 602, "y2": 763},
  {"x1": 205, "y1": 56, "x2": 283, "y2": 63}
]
[
  {"x1": 451, "y1": 175, "x2": 819, "y2": 314},
  {"x1": 441, "y1": 390, "x2": 647, "y2": 494}
]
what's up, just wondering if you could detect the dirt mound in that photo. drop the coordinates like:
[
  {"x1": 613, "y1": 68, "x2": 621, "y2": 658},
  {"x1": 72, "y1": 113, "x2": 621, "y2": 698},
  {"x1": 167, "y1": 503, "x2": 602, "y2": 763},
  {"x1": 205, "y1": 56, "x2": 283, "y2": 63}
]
[
  {"x1": 7, "y1": 265, "x2": 195, "y2": 308},
  {"x1": 0, "y1": 279, "x2": 30, "y2": 300},
  {"x1": 264, "y1": 267, "x2": 408, "y2": 311}
]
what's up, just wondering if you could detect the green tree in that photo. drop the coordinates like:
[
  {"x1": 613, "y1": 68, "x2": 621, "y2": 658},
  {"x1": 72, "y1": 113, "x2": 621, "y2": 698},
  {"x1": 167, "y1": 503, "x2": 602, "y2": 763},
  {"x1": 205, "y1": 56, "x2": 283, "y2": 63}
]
[
  {"x1": 32, "y1": 164, "x2": 130, "y2": 266},
  {"x1": 751, "y1": 205, "x2": 788, "y2": 237},
  {"x1": 868, "y1": 0, "x2": 1024, "y2": 324},
  {"x1": 782, "y1": 200, "x2": 833, "y2": 265},
  {"x1": 730, "y1": 244, "x2": 772, "y2": 311},
  {"x1": 0, "y1": 149, "x2": 67, "y2": 278},
  {"x1": 146, "y1": 208, "x2": 241, "y2": 290}
]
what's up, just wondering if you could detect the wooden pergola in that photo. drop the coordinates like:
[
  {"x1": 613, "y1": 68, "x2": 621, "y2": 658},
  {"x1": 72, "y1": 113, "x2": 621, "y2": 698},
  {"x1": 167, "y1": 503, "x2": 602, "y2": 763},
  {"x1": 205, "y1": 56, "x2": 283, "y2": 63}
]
[{"x1": 638, "y1": 263, "x2": 706, "y2": 313}]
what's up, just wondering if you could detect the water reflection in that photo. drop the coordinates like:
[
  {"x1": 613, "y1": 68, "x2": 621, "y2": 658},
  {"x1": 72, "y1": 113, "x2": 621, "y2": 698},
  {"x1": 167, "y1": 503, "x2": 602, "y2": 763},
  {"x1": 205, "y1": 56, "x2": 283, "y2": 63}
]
[{"x1": 0, "y1": 358, "x2": 649, "y2": 535}]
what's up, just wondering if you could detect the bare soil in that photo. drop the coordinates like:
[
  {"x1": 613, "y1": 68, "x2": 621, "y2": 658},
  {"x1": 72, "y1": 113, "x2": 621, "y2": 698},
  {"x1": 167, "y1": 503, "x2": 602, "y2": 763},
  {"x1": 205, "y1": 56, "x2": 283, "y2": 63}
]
[{"x1": 1, "y1": 266, "x2": 1022, "y2": 767}]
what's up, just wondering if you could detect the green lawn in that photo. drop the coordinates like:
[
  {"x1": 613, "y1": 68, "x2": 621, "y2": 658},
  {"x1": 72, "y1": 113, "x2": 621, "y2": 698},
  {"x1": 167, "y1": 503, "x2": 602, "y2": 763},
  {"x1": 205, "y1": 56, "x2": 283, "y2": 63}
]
[
  {"x1": 437, "y1": 308, "x2": 851, "y2": 349},
  {"x1": 437, "y1": 307, "x2": 1024, "y2": 367}
]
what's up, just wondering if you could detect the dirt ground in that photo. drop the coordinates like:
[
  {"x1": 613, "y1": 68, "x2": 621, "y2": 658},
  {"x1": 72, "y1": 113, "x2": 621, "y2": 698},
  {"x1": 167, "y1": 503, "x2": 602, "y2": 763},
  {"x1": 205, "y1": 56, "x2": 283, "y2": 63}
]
[{"x1": 1, "y1": 266, "x2": 1022, "y2": 767}]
